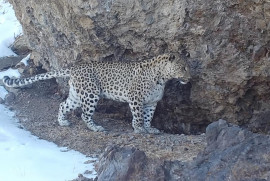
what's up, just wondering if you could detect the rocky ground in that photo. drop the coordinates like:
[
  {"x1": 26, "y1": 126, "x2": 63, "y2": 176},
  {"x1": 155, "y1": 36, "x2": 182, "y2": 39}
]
[{"x1": 95, "y1": 120, "x2": 270, "y2": 181}]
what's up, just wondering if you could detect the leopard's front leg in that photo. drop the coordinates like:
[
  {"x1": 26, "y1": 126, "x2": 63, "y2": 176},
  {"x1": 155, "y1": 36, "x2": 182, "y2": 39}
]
[
  {"x1": 129, "y1": 101, "x2": 148, "y2": 133},
  {"x1": 143, "y1": 103, "x2": 161, "y2": 134}
]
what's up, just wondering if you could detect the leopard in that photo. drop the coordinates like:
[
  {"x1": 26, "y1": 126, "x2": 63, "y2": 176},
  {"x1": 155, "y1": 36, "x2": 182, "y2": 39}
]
[{"x1": 3, "y1": 54, "x2": 191, "y2": 134}]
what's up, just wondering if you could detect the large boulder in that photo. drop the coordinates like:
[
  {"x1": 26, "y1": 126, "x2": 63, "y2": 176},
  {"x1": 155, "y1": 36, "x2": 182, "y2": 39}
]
[
  {"x1": 96, "y1": 146, "x2": 164, "y2": 181},
  {"x1": 165, "y1": 119, "x2": 270, "y2": 180},
  {"x1": 10, "y1": 35, "x2": 30, "y2": 55},
  {"x1": 8, "y1": 0, "x2": 270, "y2": 133}
]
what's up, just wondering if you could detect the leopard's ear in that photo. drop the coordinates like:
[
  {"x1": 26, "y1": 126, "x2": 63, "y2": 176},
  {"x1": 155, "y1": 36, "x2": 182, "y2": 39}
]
[{"x1": 169, "y1": 54, "x2": 176, "y2": 61}]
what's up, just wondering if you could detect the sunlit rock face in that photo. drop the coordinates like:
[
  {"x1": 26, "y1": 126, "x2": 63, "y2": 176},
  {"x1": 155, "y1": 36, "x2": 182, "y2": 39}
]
[{"x1": 9, "y1": 0, "x2": 270, "y2": 134}]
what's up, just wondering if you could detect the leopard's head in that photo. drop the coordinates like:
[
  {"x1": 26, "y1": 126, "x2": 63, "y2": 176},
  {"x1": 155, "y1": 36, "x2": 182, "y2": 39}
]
[{"x1": 163, "y1": 54, "x2": 191, "y2": 84}]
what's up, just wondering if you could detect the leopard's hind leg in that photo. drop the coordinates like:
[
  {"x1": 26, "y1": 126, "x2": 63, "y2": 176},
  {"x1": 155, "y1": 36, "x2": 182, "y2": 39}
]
[
  {"x1": 58, "y1": 85, "x2": 80, "y2": 126},
  {"x1": 79, "y1": 88, "x2": 105, "y2": 132}
]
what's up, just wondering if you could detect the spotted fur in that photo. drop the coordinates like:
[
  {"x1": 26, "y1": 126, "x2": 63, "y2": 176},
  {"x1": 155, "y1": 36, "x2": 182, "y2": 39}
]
[{"x1": 3, "y1": 54, "x2": 191, "y2": 133}]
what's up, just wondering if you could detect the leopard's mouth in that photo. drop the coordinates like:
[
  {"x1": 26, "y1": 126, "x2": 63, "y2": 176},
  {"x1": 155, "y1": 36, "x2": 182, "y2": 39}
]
[
  {"x1": 178, "y1": 79, "x2": 189, "y2": 85},
  {"x1": 180, "y1": 81, "x2": 187, "y2": 84}
]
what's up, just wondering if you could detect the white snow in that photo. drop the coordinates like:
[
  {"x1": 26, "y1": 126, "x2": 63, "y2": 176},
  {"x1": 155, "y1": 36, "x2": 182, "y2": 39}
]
[
  {"x1": 0, "y1": 103, "x2": 97, "y2": 181},
  {"x1": 0, "y1": 0, "x2": 22, "y2": 57},
  {"x1": 0, "y1": 67, "x2": 20, "y2": 79},
  {"x1": 0, "y1": 1, "x2": 98, "y2": 180},
  {"x1": 0, "y1": 85, "x2": 7, "y2": 99}
]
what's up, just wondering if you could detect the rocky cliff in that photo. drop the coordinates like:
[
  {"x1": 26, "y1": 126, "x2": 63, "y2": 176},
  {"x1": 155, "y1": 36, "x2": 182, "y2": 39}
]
[{"x1": 8, "y1": 0, "x2": 270, "y2": 133}]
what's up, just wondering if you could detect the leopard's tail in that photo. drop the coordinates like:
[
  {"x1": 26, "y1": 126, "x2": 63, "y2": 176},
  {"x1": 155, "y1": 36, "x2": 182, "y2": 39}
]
[{"x1": 3, "y1": 68, "x2": 71, "y2": 88}]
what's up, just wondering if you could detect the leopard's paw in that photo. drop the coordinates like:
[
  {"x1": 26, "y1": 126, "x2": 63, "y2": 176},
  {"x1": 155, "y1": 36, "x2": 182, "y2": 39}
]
[
  {"x1": 134, "y1": 127, "x2": 148, "y2": 134},
  {"x1": 145, "y1": 127, "x2": 161, "y2": 134},
  {"x1": 88, "y1": 124, "x2": 105, "y2": 132},
  {"x1": 58, "y1": 119, "x2": 71, "y2": 126}
]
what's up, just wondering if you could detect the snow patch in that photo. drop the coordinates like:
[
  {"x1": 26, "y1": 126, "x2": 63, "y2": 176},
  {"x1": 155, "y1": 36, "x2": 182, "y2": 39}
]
[
  {"x1": 0, "y1": 104, "x2": 97, "y2": 181},
  {"x1": 0, "y1": 85, "x2": 7, "y2": 99},
  {"x1": 0, "y1": 67, "x2": 20, "y2": 79},
  {"x1": 0, "y1": 0, "x2": 22, "y2": 57}
]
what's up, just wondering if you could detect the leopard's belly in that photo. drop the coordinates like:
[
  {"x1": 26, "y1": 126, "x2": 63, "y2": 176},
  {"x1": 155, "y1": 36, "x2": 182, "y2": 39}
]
[
  {"x1": 100, "y1": 90, "x2": 129, "y2": 102},
  {"x1": 143, "y1": 83, "x2": 165, "y2": 105}
]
